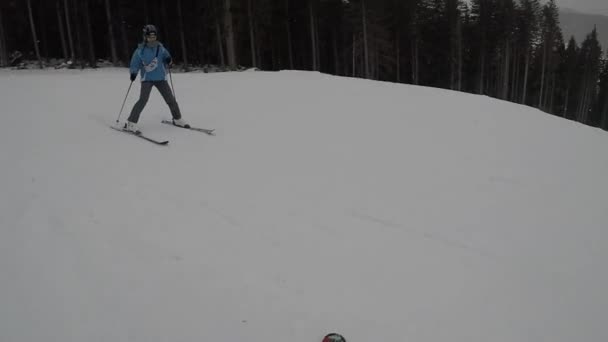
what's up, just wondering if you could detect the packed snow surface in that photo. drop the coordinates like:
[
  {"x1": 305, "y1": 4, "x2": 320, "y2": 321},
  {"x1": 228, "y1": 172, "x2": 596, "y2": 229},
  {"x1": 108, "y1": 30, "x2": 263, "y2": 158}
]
[{"x1": 1, "y1": 68, "x2": 607, "y2": 342}]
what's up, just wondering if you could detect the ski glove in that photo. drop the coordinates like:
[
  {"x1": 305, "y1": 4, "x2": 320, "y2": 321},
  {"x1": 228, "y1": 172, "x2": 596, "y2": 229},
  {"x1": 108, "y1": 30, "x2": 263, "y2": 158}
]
[
  {"x1": 130, "y1": 73, "x2": 137, "y2": 82},
  {"x1": 164, "y1": 57, "x2": 172, "y2": 66}
]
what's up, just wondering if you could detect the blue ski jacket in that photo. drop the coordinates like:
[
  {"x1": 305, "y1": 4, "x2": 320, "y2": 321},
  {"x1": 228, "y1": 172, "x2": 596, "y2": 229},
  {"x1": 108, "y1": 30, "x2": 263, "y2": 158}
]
[{"x1": 129, "y1": 42, "x2": 171, "y2": 82}]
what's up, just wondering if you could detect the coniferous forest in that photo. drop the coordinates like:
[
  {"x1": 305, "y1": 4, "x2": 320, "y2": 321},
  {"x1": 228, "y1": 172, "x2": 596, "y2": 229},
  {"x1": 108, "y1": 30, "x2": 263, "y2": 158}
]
[{"x1": 1, "y1": 0, "x2": 608, "y2": 130}]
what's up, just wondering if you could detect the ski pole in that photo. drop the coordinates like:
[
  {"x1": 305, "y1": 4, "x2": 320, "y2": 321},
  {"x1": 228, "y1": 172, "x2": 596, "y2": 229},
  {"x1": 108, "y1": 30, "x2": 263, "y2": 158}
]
[
  {"x1": 116, "y1": 81, "x2": 134, "y2": 124},
  {"x1": 168, "y1": 65, "x2": 177, "y2": 101}
]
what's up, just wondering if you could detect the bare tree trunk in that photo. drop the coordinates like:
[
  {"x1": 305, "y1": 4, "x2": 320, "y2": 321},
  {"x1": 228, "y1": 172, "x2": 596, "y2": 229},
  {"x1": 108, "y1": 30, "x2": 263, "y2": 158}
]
[
  {"x1": 64, "y1": 0, "x2": 75, "y2": 62},
  {"x1": 396, "y1": 30, "x2": 400, "y2": 82},
  {"x1": 601, "y1": 94, "x2": 608, "y2": 129},
  {"x1": 456, "y1": 19, "x2": 463, "y2": 91},
  {"x1": 585, "y1": 87, "x2": 592, "y2": 122},
  {"x1": 315, "y1": 12, "x2": 321, "y2": 71},
  {"x1": 104, "y1": 0, "x2": 118, "y2": 65},
  {"x1": 195, "y1": 14, "x2": 204, "y2": 65},
  {"x1": 577, "y1": 82, "x2": 585, "y2": 120},
  {"x1": 118, "y1": 4, "x2": 129, "y2": 65},
  {"x1": 367, "y1": 42, "x2": 372, "y2": 79},
  {"x1": 450, "y1": 40, "x2": 456, "y2": 89},
  {"x1": 361, "y1": 0, "x2": 369, "y2": 78},
  {"x1": 411, "y1": 37, "x2": 419, "y2": 85},
  {"x1": 583, "y1": 81, "x2": 592, "y2": 122},
  {"x1": 248, "y1": 0, "x2": 257, "y2": 67},
  {"x1": 73, "y1": 0, "x2": 84, "y2": 67},
  {"x1": 543, "y1": 52, "x2": 555, "y2": 110},
  {"x1": 176, "y1": 0, "x2": 189, "y2": 70},
  {"x1": 143, "y1": 1, "x2": 150, "y2": 24},
  {"x1": 539, "y1": 42, "x2": 548, "y2": 109},
  {"x1": 478, "y1": 4, "x2": 485, "y2": 95},
  {"x1": 502, "y1": 41, "x2": 510, "y2": 100},
  {"x1": 510, "y1": 46, "x2": 518, "y2": 101},
  {"x1": 446, "y1": 0, "x2": 461, "y2": 90},
  {"x1": 450, "y1": 48, "x2": 455, "y2": 88},
  {"x1": 515, "y1": 53, "x2": 522, "y2": 101},
  {"x1": 352, "y1": 33, "x2": 356, "y2": 77},
  {"x1": 270, "y1": 33, "x2": 277, "y2": 69},
  {"x1": 578, "y1": 76, "x2": 590, "y2": 122},
  {"x1": 522, "y1": 47, "x2": 530, "y2": 104},
  {"x1": 372, "y1": 44, "x2": 380, "y2": 80},
  {"x1": 257, "y1": 27, "x2": 263, "y2": 69},
  {"x1": 26, "y1": 0, "x2": 43, "y2": 68},
  {"x1": 56, "y1": 1, "x2": 68, "y2": 60},
  {"x1": 563, "y1": 87, "x2": 570, "y2": 117},
  {"x1": 38, "y1": 4, "x2": 49, "y2": 60},
  {"x1": 333, "y1": 28, "x2": 340, "y2": 75},
  {"x1": 449, "y1": 9, "x2": 455, "y2": 89},
  {"x1": 478, "y1": 51, "x2": 485, "y2": 94},
  {"x1": 224, "y1": 0, "x2": 237, "y2": 69},
  {"x1": 578, "y1": 74, "x2": 590, "y2": 120},
  {"x1": 215, "y1": 22, "x2": 225, "y2": 67},
  {"x1": 548, "y1": 73, "x2": 556, "y2": 113},
  {"x1": 371, "y1": 42, "x2": 377, "y2": 79},
  {"x1": 368, "y1": 44, "x2": 372, "y2": 79},
  {"x1": 160, "y1": 0, "x2": 172, "y2": 49},
  {"x1": 285, "y1": 0, "x2": 294, "y2": 69},
  {"x1": 82, "y1": 0, "x2": 96, "y2": 67},
  {"x1": 309, "y1": 0, "x2": 317, "y2": 71},
  {"x1": 0, "y1": 5, "x2": 8, "y2": 67},
  {"x1": 581, "y1": 86, "x2": 590, "y2": 122}
]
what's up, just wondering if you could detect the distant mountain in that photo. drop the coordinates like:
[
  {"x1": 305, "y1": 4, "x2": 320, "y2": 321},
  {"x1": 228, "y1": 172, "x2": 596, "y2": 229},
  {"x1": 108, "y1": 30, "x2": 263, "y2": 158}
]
[{"x1": 560, "y1": 8, "x2": 608, "y2": 50}]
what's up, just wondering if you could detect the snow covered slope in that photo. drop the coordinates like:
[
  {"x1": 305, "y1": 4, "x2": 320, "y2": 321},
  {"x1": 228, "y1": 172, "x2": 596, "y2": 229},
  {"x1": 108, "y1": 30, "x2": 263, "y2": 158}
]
[{"x1": 1, "y1": 68, "x2": 608, "y2": 342}]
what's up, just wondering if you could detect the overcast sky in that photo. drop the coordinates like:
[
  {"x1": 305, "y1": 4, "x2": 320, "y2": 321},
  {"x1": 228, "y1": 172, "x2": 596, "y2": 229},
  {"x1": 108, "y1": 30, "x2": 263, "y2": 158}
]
[{"x1": 555, "y1": 0, "x2": 608, "y2": 15}]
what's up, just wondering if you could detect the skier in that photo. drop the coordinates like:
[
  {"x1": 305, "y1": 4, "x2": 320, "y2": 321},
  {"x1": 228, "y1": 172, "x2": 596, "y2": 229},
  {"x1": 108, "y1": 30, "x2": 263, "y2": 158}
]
[{"x1": 124, "y1": 24, "x2": 189, "y2": 133}]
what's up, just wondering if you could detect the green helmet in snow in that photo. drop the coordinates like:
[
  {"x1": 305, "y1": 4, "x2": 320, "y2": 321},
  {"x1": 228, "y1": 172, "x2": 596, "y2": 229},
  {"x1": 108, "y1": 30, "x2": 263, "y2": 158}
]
[{"x1": 322, "y1": 333, "x2": 346, "y2": 342}]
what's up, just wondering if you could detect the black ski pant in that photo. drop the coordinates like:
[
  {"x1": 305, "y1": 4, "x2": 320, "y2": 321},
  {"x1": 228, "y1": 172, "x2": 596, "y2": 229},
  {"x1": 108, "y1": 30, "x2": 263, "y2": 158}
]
[{"x1": 128, "y1": 80, "x2": 182, "y2": 123}]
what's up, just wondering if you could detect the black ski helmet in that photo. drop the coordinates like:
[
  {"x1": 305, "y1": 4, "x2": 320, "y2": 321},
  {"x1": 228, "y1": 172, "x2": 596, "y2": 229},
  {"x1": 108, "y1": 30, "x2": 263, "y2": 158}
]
[
  {"x1": 142, "y1": 24, "x2": 157, "y2": 37},
  {"x1": 322, "y1": 333, "x2": 346, "y2": 342}
]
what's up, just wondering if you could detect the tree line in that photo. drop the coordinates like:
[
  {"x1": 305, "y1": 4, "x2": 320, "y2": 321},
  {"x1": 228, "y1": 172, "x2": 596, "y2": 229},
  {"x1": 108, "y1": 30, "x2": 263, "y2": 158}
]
[{"x1": 1, "y1": 0, "x2": 608, "y2": 130}]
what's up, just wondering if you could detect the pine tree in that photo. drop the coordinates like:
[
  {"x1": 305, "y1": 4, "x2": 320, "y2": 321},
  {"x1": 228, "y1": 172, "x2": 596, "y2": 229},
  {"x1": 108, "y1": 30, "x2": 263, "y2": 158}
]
[
  {"x1": 577, "y1": 28, "x2": 602, "y2": 124},
  {"x1": 343, "y1": 0, "x2": 394, "y2": 80},
  {"x1": 224, "y1": 0, "x2": 237, "y2": 69},
  {"x1": 176, "y1": 0, "x2": 189, "y2": 70},
  {"x1": 496, "y1": 0, "x2": 516, "y2": 100},
  {"x1": 446, "y1": 0, "x2": 464, "y2": 91},
  {"x1": 2, "y1": 0, "x2": 607, "y2": 134},
  {"x1": 284, "y1": 0, "x2": 294, "y2": 69},
  {"x1": 117, "y1": 2, "x2": 129, "y2": 65},
  {"x1": 562, "y1": 36, "x2": 581, "y2": 119},
  {"x1": 516, "y1": 0, "x2": 541, "y2": 104},
  {"x1": 82, "y1": 0, "x2": 96, "y2": 68},
  {"x1": 0, "y1": 2, "x2": 7, "y2": 67},
  {"x1": 470, "y1": 0, "x2": 504, "y2": 95},
  {"x1": 537, "y1": 0, "x2": 561, "y2": 111},
  {"x1": 247, "y1": 0, "x2": 258, "y2": 68},
  {"x1": 599, "y1": 53, "x2": 608, "y2": 129},
  {"x1": 104, "y1": 0, "x2": 118, "y2": 65},
  {"x1": 405, "y1": 0, "x2": 423, "y2": 85}
]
